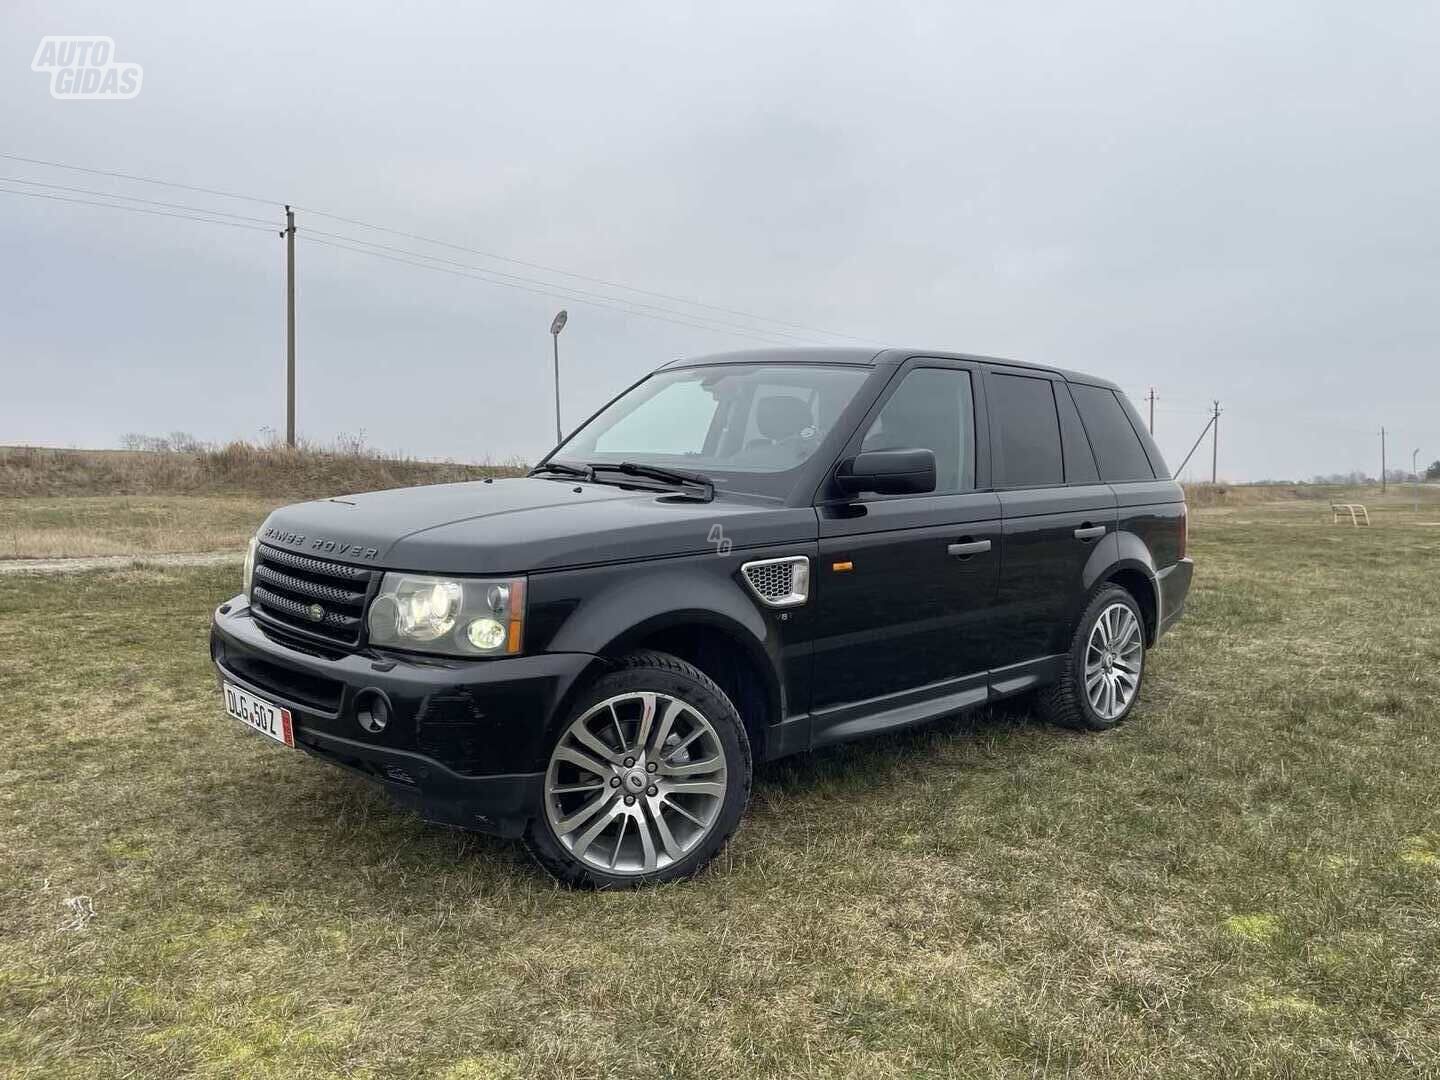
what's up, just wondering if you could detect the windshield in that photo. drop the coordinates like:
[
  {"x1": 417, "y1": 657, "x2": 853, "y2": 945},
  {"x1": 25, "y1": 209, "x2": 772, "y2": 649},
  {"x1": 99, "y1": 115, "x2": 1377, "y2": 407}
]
[{"x1": 549, "y1": 363, "x2": 870, "y2": 497}]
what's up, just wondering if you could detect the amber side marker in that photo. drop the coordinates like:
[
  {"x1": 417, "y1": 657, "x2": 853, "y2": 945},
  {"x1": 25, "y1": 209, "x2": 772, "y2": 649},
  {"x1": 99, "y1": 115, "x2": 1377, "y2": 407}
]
[{"x1": 832, "y1": 560, "x2": 854, "y2": 572}]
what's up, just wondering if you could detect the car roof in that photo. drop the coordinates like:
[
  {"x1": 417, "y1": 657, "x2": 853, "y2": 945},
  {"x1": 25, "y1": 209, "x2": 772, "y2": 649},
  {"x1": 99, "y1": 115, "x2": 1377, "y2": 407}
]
[{"x1": 659, "y1": 347, "x2": 1118, "y2": 390}]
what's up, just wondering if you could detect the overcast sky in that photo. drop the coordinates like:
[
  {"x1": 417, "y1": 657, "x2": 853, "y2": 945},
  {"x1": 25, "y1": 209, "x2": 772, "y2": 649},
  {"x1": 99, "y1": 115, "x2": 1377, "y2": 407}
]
[{"x1": 2, "y1": 2, "x2": 1437, "y2": 480}]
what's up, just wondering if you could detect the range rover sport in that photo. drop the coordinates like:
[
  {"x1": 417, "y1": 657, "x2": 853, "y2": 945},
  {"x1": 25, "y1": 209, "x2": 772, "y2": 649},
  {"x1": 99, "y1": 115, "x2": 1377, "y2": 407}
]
[{"x1": 211, "y1": 347, "x2": 1193, "y2": 887}]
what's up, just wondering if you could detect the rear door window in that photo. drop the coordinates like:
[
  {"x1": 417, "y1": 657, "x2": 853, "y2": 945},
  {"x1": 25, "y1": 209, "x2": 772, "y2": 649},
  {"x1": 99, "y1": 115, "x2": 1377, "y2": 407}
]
[
  {"x1": 988, "y1": 373, "x2": 1063, "y2": 488},
  {"x1": 1068, "y1": 384, "x2": 1156, "y2": 483}
]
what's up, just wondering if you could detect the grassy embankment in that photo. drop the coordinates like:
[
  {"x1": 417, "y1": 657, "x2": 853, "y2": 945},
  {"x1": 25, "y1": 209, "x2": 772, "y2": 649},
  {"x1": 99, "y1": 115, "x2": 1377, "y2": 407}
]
[{"x1": 0, "y1": 443, "x2": 525, "y2": 559}]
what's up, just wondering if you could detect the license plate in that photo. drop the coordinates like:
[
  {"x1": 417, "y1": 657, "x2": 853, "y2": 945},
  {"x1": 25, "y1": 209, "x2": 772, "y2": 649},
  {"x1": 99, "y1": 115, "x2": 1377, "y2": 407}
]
[{"x1": 223, "y1": 683, "x2": 294, "y2": 748}]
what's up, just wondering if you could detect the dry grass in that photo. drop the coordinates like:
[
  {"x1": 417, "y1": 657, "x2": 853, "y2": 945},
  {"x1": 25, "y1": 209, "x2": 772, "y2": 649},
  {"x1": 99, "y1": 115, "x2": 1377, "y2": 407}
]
[
  {"x1": 0, "y1": 442, "x2": 525, "y2": 500},
  {"x1": 2, "y1": 491, "x2": 1439, "y2": 1077},
  {"x1": 0, "y1": 496, "x2": 275, "y2": 559},
  {"x1": 1, "y1": 440, "x2": 528, "y2": 559},
  {"x1": 1180, "y1": 480, "x2": 1439, "y2": 510},
  {"x1": 1180, "y1": 482, "x2": 1307, "y2": 508}
]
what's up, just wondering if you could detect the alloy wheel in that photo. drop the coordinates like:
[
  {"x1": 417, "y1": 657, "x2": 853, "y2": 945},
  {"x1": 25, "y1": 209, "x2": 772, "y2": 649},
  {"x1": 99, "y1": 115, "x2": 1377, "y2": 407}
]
[
  {"x1": 1085, "y1": 602, "x2": 1143, "y2": 721},
  {"x1": 543, "y1": 691, "x2": 728, "y2": 876}
]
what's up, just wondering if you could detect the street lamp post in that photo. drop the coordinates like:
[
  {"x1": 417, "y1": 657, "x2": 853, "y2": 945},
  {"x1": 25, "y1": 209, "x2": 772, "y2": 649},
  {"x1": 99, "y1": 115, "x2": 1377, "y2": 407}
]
[{"x1": 549, "y1": 309, "x2": 568, "y2": 445}]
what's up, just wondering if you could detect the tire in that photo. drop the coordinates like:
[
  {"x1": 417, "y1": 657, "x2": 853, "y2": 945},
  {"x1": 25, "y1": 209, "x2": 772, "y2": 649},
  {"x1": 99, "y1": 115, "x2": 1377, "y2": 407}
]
[
  {"x1": 1039, "y1": 584, "x2": 1147, "y2": 731},
  {"x1": 523, "y1": 651, "x2": 752, "y2": 888}
]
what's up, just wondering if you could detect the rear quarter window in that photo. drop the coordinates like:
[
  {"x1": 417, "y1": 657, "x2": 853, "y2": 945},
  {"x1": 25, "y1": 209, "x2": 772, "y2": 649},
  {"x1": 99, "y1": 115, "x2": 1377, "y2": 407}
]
[
  {"x1": 1067, "y1": 384, "x2": 1155, "y2": 483},
  {"x1": 1055, "y1": 385, "x2": 1099, "y2": 484}
]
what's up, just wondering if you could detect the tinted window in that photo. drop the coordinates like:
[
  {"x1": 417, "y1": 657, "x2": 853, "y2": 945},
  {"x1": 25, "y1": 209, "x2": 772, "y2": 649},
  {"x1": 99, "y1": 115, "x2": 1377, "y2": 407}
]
[
  {"x1": 1069, "y1": 384, "x2": 1156, "y2": 482},
  {"x1": 989, "y1": 374, "x2": 1063, "y2": 487},
  {"x1": 1055, "y1": 385, "x2": 1099, "y2": 483},
  {"x1": 1116, "y1": 392, "x2": 1172, "y2": 478},
  {"x1": 861, "y1": 368, "x2": 975, "y2": 493}
]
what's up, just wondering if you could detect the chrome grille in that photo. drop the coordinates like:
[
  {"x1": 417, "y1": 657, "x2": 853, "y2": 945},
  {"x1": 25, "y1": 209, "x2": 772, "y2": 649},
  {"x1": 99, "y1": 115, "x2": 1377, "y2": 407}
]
[
  {"x1": 740, "y1": 555, "x2": 810, "y2": 608},
  {"x1": 251, "y1": 544, "x2": 376, "y2": 646}
]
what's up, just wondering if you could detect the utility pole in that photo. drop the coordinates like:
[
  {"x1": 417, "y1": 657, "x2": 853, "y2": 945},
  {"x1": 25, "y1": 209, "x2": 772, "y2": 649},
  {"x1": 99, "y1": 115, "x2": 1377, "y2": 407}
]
[
  {"x1": 1147, "y1": 387, "x2": 1156, "y2": 435},
  {"x1": 1380, "y1": 426, "x2": 1386, "y2": 493},
  {"x1": 283, "y1": 205, "x2": 296, "y2": 448},
  {"x1": 1211, "y1": 401, "x2": 1220, "y2": 483},
  {"x1": 1174, "y1": 409, "x2": 1219, "y2": 477}
]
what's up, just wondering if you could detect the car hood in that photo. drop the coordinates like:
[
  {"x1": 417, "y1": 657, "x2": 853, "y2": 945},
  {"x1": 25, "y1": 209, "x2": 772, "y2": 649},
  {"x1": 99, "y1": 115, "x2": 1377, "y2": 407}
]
[{"x1": 256, "y1": 477, "x2": 817, "y2": 574}]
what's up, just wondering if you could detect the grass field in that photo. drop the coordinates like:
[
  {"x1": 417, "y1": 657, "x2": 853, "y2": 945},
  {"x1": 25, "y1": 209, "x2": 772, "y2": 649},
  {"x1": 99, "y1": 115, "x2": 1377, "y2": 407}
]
[
  {"x1": 0, "y1": 442, "x2": 525, "y2": 559},
  {"x1": 2, "y1": 490, "x2": 1439, "y2": 1078},
  {"x1": 0, "y1": 496, "x2": 275, "y2": 559},
  {"x1": 0, "y1": 443, "x2": 523, "y2": 501}
]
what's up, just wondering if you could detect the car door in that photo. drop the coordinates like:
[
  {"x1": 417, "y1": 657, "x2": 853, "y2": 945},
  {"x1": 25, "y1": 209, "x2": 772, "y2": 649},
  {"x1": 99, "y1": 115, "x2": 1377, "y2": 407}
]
[
  {"x1": 809, "y1": 361, "x2": 1002, "y2": 736},
  {"x1": 987, "y1": 368, "x2": 1117, "y2": 680}
]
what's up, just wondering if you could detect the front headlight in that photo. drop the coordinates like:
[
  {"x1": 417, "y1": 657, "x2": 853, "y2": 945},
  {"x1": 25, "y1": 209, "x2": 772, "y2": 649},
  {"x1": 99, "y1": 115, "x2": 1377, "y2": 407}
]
[
  {"x1": 367, "y1": 573, "x2": 526, "y2": 657},
  {"x1": 242, "y1": 536, "x2": 258, "y2": 599}
]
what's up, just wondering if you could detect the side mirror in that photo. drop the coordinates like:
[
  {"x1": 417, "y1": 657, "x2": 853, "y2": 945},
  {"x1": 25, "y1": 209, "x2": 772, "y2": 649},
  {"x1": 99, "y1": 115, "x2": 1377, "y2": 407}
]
[{"x1": 835, "y1": 448, "x2": 937, "y2": 495}]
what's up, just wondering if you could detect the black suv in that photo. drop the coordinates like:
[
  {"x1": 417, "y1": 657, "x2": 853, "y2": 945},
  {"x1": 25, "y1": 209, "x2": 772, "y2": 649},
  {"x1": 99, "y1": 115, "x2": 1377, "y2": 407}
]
[{"x1": 212, "y1": 347, "x2": 1192, "y2": 887}]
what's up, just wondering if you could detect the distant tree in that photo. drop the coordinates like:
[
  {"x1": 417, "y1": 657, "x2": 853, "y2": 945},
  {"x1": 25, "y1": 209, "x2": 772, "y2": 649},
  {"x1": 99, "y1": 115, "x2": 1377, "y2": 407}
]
[
  {"x1": 117, "y1": 431, "x2": 207, "y2": 453},
  {"x1": 1427, "y1": 460, "x2": 1440, "y2": 481},
  {"x1": 1312, "y1": 471, "x2": 1373, "y2": 486}
]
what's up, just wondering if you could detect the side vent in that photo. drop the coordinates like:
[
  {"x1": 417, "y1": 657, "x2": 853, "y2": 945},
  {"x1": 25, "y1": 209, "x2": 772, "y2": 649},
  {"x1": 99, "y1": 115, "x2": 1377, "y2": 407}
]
[{"x1": 741, "y1": 556, "x2": 810, "y2": 608}]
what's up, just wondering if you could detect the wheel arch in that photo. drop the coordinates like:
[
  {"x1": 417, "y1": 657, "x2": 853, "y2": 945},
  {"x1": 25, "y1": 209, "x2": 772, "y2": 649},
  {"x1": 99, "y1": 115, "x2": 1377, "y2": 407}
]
[
  {"x1": 614, "y1": 615, "x2": 780, "y2": 761},
  {"x1": 548, "y1": 601, "x2": 784, "y2": 763},
  {"x1": 1094, "y1": 560, "x2": 1160, "y2": 646},
  {"x1": 1078, "y1": 529, "x2": 1161, "y2": 647}
]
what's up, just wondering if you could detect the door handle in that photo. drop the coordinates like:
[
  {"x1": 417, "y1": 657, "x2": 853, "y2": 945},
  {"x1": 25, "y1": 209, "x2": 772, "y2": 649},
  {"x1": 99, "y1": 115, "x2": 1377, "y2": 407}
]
[
  {"x1": 947, "y1": 539, "x2": 992, "y2": 558},
  {"x1": 1073, "y1": 524, "x2": 1107, "y2": 541}
]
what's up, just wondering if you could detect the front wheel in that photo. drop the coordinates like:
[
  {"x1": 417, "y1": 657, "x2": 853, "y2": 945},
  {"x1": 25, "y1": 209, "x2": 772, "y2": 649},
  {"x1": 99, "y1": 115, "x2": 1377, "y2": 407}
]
[
  {"x1": 1040, "y1": 585, "x2": 1147, "y2": 731},
  {"x1": 523, "y1": 651, "x2": 751, "y2": 888}
]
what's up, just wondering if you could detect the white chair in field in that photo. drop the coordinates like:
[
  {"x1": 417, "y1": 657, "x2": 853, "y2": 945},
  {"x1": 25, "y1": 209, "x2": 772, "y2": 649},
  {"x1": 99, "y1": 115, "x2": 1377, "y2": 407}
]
[{"x1": 1330, "y1": 503, "x2": 1370, "y2": 526}]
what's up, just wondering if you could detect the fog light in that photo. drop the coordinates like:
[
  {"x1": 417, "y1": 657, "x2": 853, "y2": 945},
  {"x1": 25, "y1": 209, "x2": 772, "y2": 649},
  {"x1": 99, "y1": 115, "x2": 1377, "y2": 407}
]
[
  {"x1": 356, "y1": 692, "x2": 390, "y2": 734},
  {"x1": 466, "y1": 617, "x2": 506, "y2": 651}
]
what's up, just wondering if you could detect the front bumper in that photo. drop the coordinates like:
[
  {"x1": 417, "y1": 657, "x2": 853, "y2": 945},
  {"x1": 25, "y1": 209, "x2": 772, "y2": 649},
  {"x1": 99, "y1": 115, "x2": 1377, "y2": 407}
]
[{"x1": 210, "y1": 596, "x2": 597, "y2": 836}]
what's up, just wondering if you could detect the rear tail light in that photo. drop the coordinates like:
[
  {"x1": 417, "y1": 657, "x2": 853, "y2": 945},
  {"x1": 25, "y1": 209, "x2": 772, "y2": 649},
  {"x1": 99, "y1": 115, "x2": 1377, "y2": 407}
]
[{"x1": 1178, "y1": 505, "x2": 1188, "y2": 559}]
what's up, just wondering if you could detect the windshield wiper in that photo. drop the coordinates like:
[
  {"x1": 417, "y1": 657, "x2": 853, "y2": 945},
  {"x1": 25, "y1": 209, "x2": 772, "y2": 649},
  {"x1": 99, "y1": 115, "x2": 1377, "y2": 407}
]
[
  {"x1": 590, "y1": 461, "x2": 715, "y2": 501},
  {"x1": 530, "y1": 461, "x2": 595, "y2": 481}
]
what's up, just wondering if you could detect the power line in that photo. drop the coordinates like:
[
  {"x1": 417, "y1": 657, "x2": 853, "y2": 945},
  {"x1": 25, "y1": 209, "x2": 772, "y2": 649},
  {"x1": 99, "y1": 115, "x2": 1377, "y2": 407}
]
[
  {"x1": 301, "y1": 225, "x2": 823, "y2": 345},
  {"x1": 0, "y1": 154, "x2": 840, "y2": 348},
  {"x1": 299, "y1": 234, "x2": 798, "y2": 346},
  {"x1": 0, "y1": 151, "x2": 281, "y2": 207},
  {"x1": 2, "y1": 150, "x2": 882, "y2": 345},
  {"x1": 0, "y1": 164, "x2": 827, "y2": 343},
  {"x1": 296, "y1": 206, "x2": 885, "y2": 345},
  {"x1": 1, "y1": 168, "x2": 830, "y2": 344},
  {"x1": 0, "y1": 175, "x2": 277, "y2": 226},
  {"x1": 0, "y1": 184, "x2": 276, "y2": 233}
]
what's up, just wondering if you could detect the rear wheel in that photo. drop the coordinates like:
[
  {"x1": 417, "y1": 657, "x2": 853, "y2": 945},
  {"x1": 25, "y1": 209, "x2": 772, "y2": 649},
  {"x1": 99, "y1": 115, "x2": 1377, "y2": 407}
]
[
  {"x1": 523, "y1": 651, "x2": 751, "y2": 888},
  {"x1": 1040, "y1": 584, "x2": 1146, "y2": 731}
]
